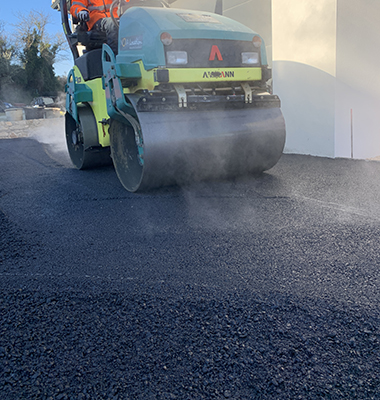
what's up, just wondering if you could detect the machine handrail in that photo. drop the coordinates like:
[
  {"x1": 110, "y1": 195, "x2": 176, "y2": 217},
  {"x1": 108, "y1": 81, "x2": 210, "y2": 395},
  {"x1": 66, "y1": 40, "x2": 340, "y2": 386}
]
[{"x1": 60, "y1": 0, "x2": 80, "y2": 59}]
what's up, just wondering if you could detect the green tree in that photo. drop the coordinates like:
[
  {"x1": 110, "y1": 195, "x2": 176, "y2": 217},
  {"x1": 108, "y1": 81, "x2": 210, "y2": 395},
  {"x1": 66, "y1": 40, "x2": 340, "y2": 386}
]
[
  {"x1": 13, "y1": 11, "x2": 66, "y2": 97},
  {"x1": 0, "y1": 21, "x2": 15, "y2": 97}
]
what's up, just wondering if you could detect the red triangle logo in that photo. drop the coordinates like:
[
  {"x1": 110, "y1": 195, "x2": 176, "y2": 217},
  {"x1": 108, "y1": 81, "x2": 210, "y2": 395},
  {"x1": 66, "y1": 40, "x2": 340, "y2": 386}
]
[{"x1": 209, "y1": 45, "x2": 223, "y2": 61}]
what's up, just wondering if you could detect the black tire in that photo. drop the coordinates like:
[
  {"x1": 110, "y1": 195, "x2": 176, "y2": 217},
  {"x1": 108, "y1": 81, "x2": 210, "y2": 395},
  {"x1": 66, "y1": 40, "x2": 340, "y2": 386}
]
[{"x1": 65, "y1": 105, "x2": 111, "y2": 169}]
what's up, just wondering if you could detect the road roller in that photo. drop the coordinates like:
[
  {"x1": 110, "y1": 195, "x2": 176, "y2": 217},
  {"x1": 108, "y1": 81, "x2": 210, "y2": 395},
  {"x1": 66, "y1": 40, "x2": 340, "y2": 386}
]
[{"x1": 55, "y1": 0, "x2": 286, "y2": 192}]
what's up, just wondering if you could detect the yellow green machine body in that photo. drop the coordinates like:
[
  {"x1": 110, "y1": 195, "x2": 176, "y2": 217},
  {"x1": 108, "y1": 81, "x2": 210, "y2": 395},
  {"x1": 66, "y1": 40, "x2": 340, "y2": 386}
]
[{"x1": 58, "y1": 0, "x2": 286, "y2": 192}]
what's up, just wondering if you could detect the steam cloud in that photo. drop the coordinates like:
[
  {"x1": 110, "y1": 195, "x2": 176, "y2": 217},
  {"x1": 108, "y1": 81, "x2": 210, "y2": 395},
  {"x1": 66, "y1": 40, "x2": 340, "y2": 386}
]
[{"x1": 29, "y1": 117, "x2": 71, "y2": 166}]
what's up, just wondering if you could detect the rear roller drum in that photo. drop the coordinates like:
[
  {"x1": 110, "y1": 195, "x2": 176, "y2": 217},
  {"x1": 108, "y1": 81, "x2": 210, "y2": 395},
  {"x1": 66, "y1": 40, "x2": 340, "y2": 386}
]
[{"x1": 65, "y1": 104, "x2": 111, "y2": 169}]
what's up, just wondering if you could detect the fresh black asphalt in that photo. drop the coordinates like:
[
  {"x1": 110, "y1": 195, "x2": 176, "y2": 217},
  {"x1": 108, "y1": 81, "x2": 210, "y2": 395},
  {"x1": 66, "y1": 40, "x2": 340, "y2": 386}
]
[{"x1": 1, "y1": 137, "x2": 380, "y2": 399}]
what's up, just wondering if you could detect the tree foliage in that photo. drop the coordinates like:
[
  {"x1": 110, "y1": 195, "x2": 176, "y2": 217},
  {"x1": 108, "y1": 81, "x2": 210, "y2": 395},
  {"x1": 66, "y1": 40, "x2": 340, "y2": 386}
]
[
  {"x1": 0, "y1": 11, "x2": 67, "y2": 103},
  {"x1": 0, "y1": 22, "x2": 15, "y2": 93}
]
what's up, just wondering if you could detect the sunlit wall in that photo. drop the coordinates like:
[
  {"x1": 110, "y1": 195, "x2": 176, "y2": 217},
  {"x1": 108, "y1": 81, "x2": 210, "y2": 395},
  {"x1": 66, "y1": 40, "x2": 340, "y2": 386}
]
[
  {"x1": 334, "y1": 0, "x2": 380, "y2": 159},
  {"x1": 273, "y1": 0, "x2": 380, "y2": 159},
  {"x1": 272, "y1": 0, "x2": 337, "y2": 157}
]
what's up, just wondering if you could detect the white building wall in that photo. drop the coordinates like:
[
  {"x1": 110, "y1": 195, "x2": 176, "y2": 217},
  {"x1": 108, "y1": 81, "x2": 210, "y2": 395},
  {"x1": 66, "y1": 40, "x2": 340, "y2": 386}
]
[
  {"x1": 272, "y1": 0, "x2": 380, "y2": 159},
  {"x1": 272, "y1": 0, "x2": 337, "y2": 157},
  {"x1": 335, "y1": 0, "x2": 380, "y2": 159}
]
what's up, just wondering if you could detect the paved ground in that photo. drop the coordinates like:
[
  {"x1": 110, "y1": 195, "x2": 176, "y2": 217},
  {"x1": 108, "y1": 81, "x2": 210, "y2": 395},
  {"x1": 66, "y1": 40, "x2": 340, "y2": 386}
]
[{"x1": 1, "y1": 136, "x2": 380, "y2": 399}]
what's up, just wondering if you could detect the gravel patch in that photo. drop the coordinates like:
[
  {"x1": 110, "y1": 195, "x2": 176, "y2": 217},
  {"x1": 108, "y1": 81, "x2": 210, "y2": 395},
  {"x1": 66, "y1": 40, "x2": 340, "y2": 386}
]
[
  {"x1": 0, "y1": 210, "x2": 38, "y2": 266},
  {"x1": 1, "y1": 285, "x2": 379, "y2": 399}
]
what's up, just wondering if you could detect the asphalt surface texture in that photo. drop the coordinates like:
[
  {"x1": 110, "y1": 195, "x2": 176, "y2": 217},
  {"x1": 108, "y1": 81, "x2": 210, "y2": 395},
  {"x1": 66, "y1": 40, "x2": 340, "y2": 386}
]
[{"x1": 1, "y1": 132, "x2": 380, "y2": 399}]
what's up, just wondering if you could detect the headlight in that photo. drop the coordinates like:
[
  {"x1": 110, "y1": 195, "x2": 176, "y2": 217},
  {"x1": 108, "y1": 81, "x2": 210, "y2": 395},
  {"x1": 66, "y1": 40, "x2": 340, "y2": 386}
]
[
  {"x1": 160, "y1": 32, "x2": 173, "y2": 46},
  {"x1": 242, "y1": 52, "x2": 259, "y2": 65},
  {"x1": 252, "y1": 36, "x2": 262, "y2": 48},
  {"x1": 167, "y1": 51, "x2": 188, "y2": 65}
]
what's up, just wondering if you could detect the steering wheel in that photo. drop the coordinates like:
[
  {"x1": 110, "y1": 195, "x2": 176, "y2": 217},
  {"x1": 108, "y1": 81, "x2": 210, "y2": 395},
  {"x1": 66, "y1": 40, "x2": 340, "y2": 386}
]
[{"x1": 110, "y1": 0, "x2": 121, "y2": 28}]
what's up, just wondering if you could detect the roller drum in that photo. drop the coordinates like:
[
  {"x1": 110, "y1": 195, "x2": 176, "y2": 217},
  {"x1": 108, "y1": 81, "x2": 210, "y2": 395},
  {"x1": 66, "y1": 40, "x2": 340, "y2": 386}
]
[{"x1": 110, "y1": 101, "x2": 286, "y2": 192}]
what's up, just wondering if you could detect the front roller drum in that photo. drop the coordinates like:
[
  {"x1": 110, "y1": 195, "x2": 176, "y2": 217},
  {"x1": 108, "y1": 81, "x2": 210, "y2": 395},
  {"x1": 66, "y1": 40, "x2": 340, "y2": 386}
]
[{"x1": 110, "y1": 105, "x2": 286, "y2": 192}]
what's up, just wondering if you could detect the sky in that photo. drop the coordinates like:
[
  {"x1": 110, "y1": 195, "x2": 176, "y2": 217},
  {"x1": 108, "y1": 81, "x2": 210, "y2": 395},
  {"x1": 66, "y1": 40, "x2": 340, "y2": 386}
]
[{"x1": 1, "y1": 0, "x2": 73, "y2": 76}]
